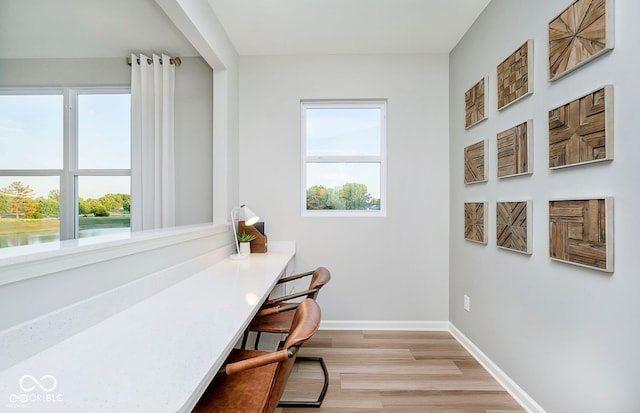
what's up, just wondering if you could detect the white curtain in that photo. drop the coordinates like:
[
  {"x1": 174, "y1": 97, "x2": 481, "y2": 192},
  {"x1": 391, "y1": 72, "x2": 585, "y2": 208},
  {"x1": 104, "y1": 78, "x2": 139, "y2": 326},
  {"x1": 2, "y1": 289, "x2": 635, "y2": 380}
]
[{"x1": 130, "y1": 53, "x2": 176, "y2": 231}]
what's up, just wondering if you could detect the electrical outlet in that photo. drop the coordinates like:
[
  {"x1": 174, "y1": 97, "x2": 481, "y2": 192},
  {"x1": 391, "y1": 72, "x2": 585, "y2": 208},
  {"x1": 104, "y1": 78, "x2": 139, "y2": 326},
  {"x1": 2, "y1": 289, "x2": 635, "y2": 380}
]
[{"x1": 463, "y1": 295, "x2": 471, "y2": 312}]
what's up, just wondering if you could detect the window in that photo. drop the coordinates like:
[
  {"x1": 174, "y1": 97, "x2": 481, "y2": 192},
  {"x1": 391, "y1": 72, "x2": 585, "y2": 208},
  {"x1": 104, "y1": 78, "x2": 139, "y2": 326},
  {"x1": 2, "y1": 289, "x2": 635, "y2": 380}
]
[
  {"x1": 301, "y1": 100, "x2": 386, "y2": 216},
  {"x1": 0, "y1": 88, "x2": 131, "y2": 248}
]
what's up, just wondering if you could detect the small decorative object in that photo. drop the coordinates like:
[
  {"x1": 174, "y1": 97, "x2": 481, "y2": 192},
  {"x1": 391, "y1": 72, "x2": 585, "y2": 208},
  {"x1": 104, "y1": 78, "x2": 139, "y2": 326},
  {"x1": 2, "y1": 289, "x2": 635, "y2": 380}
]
[
  {"x1": 549, "y1": 0, "x2": 614, "y2": 81},
  {"x1": 237, "y1": 232, "x2": 256, "y2": 256},
  {"x1": 496, "y1": 201, "x2": 532, "y2": 254},
  {"x1": 465, "y1": 202, "x2": 488, "y2": 244},
  {"x1": 465, "y1": 76, "x2": 488, "y2": 129},
  {"x1": 497, "y1": 39, "x2": 533, "y2": 110},
  {"x1": 549, "y1": 197, "x2": 613, "y2": 272},
  {"x1": 464, "y1": 139, "x2": 488, "y2": 184},
  {"x1": 238, "y1": 221, "x2": 268, "y2": 253},
  {"x1": 497, "y1": 120, "x2": 533, "y2": 178},
  {"x1": 549, "y1": 85, "x2": 613, "y2": 169}
]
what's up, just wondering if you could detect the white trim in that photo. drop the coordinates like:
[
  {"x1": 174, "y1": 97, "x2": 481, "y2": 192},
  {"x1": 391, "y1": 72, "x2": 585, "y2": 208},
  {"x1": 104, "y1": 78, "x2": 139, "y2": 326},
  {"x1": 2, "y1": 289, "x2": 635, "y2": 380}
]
[
  {"x1": 212, "y1": 70, "x2": 229, "y2": 225},
  {"x1": 301, "y1": 99, "x2": 387, "y2": 217},
  {"x1": 320, "y1": 320, "x2": 449, "y2": 331},
  {"x1": 449, "y1": 323, "x2": 547, "y2": 413}
]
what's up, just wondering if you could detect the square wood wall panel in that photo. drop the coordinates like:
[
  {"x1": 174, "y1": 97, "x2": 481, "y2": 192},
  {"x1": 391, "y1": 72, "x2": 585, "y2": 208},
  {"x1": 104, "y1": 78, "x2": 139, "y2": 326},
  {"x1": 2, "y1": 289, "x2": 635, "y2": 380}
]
[
  {"x1": 549, "y1": 0, "x2": 614, "y2": 81},
  {"x1": 497, "y1": 120, "x2": 533, "y2": 178},
  {"x1": 464, "y1": 139, "x2": 488, "y2": 184},
  {"x1": 549, "y1": 85, "x2": 613, "y2": 169},
  {"x1": 549, "y1": 198, "x2": 613, "y2": 272},
  {"x1": 465, "y1": 77, "x2": 488, "y2": 129},
  {"x1": 465, "y1": 202, "x2": 488, "y2": 244},
  {"x1": 497, "y1": 201, "x2": 532, "y2": 254},
  {"x1": 497, "y1": 39, "x2": 533, "y2": 110}
]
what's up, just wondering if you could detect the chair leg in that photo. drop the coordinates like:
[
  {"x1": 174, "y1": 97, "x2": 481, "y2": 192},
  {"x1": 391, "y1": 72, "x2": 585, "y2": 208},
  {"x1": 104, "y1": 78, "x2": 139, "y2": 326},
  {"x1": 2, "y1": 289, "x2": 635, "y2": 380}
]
[
  {"x1": 254, "y1": 331, "x2": 262, "y2": 350},
  {"x1": 277, "y1": 356, "x2": 329, "y2": 408},
  {"x1": 240, "y1": 329, "x2": 250, "y2": 349}
]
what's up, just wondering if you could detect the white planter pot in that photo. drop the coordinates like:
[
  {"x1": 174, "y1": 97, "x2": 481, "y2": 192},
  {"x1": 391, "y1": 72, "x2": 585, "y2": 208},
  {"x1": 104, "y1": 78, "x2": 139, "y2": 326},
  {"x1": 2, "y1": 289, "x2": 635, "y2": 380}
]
[{"x1": 239, "y1": 242, "x2": 251, "y2": 256}]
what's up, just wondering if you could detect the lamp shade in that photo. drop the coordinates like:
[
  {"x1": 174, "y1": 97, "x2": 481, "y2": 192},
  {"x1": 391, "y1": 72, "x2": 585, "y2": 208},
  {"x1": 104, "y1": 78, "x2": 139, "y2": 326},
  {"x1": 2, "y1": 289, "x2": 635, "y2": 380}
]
[{"x1": 241, "y1": 205, "x2": 259, "y2": 226}]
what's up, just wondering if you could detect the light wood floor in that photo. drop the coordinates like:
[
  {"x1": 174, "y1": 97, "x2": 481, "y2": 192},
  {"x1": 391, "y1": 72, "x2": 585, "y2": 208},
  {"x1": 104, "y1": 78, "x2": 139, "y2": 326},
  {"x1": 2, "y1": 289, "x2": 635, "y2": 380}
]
[{"x1": 276, "y1": 330, "x2": 525, "y2": 413}]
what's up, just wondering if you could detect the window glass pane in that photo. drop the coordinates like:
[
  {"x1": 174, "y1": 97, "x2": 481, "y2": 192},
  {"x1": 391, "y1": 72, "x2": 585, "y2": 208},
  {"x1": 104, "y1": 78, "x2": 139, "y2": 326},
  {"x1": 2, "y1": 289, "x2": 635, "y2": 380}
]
[
  {"x1": 0, "y1": 176, "x2": 60, "y2": 248},
  {"x1": 0, "y1": 94, "x2": 63, "y2": 169},
  {"x1": 305, "y1": 107, "x2": 381, "y2": 156},
  {"x1": 306, "y1": 163, "x2": 380, "y2": 211},
  {"x1": 78, "y1": 176, "x2": 130, "y2": 238},
  {"x1": 78, "y1": 94, "x2": 131, "y2": 169}
]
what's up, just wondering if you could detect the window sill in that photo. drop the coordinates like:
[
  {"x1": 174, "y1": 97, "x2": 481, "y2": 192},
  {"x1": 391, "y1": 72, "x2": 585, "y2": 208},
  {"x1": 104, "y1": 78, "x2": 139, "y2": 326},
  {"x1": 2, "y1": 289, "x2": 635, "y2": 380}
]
[{"x1": 0, "y1": 223, "x2": 226, "y2": 286}]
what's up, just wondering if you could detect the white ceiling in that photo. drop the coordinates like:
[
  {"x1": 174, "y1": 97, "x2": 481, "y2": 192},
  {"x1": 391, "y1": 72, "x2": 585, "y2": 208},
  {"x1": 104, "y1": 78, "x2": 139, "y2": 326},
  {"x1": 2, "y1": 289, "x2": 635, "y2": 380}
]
[
  {"x1": 0, "y1": 0, "x2": 490, "y2": 59},
  {"x1": 0, "y1": 0, "x2": 198, "y2": 59},
  {"x1": 207, "y1": 0, "x2": 491, "y2": 55}
]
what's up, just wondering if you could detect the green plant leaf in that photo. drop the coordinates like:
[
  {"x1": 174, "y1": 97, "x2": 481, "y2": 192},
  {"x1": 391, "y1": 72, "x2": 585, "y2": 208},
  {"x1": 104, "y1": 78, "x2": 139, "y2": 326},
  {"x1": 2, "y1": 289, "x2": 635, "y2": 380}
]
[{"x1": 237, "y1": 231, "x2": 256, "y2": 242}]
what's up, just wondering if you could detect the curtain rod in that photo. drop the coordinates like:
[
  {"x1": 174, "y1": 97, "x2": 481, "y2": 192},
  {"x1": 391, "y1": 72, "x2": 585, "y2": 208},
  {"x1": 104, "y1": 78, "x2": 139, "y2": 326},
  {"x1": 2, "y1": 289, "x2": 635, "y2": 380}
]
[{"x1": 126, "y1": 56, "x2": 182, "y2": 67}]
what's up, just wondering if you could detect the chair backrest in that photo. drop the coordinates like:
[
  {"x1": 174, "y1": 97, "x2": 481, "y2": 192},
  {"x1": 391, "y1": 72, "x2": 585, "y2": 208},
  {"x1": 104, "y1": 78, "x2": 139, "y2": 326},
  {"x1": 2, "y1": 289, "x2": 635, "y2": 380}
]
[
  {"x1": 306, "y1": 267, "x2": 331, "y2": 300},
  {"x1": 266, "y1": 298, "x2": 321, "y2": 412}
]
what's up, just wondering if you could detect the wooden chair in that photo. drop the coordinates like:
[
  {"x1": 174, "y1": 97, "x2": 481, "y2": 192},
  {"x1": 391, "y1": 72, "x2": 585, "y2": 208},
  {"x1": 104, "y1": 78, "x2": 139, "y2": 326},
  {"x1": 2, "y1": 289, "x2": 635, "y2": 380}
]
[
  {"x1": 193, "y1": 299, "x2": 321, "y2": 413},
  {"x1": 244, "y1": 267, "x2": 331, "y2": 349},
  {"x1": 243, "y1": 267, "x2": 331, "y2": 407}
]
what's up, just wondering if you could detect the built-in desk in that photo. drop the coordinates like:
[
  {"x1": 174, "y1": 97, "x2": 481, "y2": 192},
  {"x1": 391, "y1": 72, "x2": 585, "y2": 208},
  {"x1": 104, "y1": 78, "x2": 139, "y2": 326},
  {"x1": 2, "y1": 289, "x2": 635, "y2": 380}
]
[{"x1": 0, "y1": 246, "x2": 295, "y2": 412}]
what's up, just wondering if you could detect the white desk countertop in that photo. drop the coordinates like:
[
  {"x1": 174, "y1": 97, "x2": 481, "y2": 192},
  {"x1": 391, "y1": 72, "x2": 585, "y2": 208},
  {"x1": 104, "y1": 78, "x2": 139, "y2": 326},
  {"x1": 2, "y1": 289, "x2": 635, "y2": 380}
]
[{"x1": 0, "y1": 249, "x2": 294, "y2": 412}]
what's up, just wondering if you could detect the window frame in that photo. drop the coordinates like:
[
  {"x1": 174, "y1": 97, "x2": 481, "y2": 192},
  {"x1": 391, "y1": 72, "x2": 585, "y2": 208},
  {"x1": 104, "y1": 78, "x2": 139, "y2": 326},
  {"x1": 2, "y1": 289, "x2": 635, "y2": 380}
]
[
  {"x1": 0, "y1": 86, "x2": 132, "y2": 243},
  {"x1": 301, "y1": 99, "x2": 387, "y2": 217}
]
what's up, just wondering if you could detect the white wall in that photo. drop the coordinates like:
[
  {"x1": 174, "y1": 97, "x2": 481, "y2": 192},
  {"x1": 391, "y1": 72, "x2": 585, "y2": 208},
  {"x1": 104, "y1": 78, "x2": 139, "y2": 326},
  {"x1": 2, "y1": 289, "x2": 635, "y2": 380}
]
[
  {"x1": 0, "y1": 58, "x2": 130, "y2": 86},
  {"x1": 239, "y1": 54, "x2": 450, "y2": 324},
  {"x1": 174, "y1": 57, "x2": 213, "y2": 225},
  {"x1": 449, "y1": 1, "x2": 640, "y2": 411}
]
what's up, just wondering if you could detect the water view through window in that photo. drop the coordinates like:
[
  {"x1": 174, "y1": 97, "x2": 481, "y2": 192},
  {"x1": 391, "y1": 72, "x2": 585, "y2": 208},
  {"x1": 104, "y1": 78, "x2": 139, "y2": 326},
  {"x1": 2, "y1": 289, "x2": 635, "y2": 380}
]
[
  {"x1": 77, "y1": 176, "x2": 131, "y2": 239},
  {"x1": 0, "y1": 177, "x2": 60, "y2": 248},
  {"x1": 0, "y1": 90, "x2": 131, "y2": 248}
]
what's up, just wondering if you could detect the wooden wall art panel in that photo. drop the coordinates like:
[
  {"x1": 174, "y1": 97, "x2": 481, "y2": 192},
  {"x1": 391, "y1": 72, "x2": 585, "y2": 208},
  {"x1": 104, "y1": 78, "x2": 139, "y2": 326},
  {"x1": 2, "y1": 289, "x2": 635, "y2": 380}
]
[
  {"x1": 549, "y1": 0, "x2": 614, "y2": 81},
  {"x1": 497, "y1": 39, "x2": 533, "y2": 110},
  {"x1": 464, "y1": 139, "x2": 488, "y2": 184},
  {"x1": 465, "y1": 202, "x2": 488, "y2": 244},
  {"x1": 497, "y1": 201, "x2": 532, "y2": 254},
  {"x1": 465, "y1": 77, "x2": 488, "y2": 129},
  {"x1": 549, "y1": 198, "x2": 613, "y2": 272},
  {"x1": 549, "y1": 85, "x2": 613, "y2": 169},
  {"x1": 497, "y1": 120, "x2": 533, "y2": 178}
]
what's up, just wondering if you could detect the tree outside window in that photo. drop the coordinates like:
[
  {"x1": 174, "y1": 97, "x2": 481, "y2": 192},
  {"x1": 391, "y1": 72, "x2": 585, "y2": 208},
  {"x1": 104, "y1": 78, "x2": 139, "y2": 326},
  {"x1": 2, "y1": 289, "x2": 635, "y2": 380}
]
[
  {"x1": 301, "y1": 100, "x2": 386, "y2": 216},
  {"x1": 0, "y1": 89, "x2": 131, "y2": 248}
]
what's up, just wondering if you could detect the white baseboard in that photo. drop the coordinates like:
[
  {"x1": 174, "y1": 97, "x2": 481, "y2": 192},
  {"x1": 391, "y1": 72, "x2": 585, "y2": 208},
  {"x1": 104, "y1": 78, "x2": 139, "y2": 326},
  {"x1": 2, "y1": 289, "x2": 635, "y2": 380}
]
[
  {"x1": 318, "y1": 320, "x2": 545, "y2": 413},
  {"x1": 320, "y1": 320, "x2": 449, "y2": 331},
  {"x1": 448, "y1": 323, "x2": 546, "y2": 413}
]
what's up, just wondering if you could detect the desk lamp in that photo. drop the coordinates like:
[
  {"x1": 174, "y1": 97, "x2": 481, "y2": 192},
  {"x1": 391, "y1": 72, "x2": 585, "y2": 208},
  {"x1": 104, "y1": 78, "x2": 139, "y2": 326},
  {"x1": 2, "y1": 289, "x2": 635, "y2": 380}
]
[{"x1": 230, "y1": 204, "x2": 259, "y2": 260}]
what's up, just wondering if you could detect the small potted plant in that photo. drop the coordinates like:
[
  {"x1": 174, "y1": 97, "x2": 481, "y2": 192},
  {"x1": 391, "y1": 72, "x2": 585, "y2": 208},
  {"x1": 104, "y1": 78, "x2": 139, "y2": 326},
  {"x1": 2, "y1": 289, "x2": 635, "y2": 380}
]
[{"x1": 237, "y1": 232, "x2": 256, "y2": 255}]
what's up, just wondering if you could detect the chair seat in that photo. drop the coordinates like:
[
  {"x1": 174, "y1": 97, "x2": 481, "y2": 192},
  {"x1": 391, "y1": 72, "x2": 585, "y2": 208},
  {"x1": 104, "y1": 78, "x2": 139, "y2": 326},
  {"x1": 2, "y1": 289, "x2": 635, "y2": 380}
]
[
  {"x1": 193, "y1": 349, "x2": 277, "y2": 413},
  {"x1": 249, "y1": 306, "x2": 296, "y2": 334}
]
